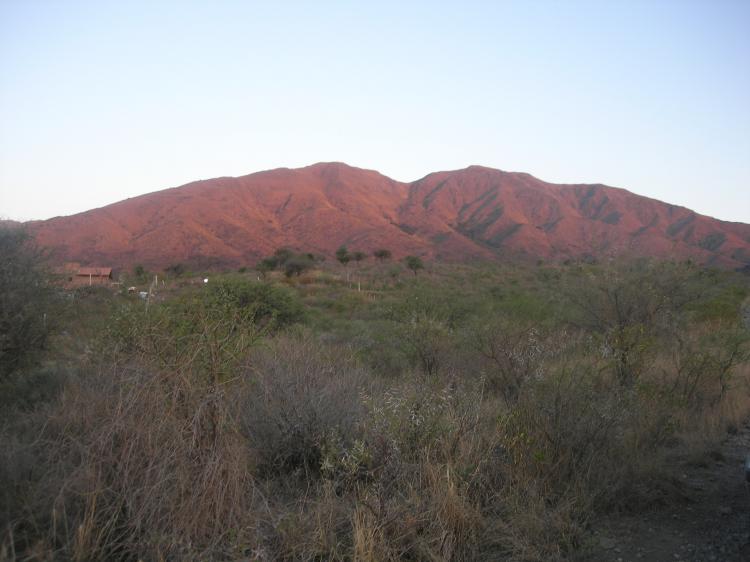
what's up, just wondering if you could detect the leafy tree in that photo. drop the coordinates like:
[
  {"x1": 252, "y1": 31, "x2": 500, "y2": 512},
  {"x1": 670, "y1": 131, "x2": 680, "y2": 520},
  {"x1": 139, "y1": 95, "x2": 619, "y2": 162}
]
[
  {"x1": 336, "y1": 246, "x2": 351, "y2": 266},
  {"x1": 284, "y1": 255, "x2": 314, "y2": 277},
  {"x1": 352, "y1": 251, "x2": 367, "y2": 264},
  {"x1": 273, "y1": 247, "x2": 294, "y2": 265},
  {"x1": 165, "y1": 263, "x2": 186, "y2": 277},
  {"x1": 404, "y1": 255, "x2": 424, "y2": 276},
  {"x1": 258, "y1": 249, "x2": 319, "y2": 278},
  {"x1": 133, "y1": 264, "x2": 147, "y2": 283},
  {"x1": 0, "y1": 229, "x2": 52, "y2": 381},
  {"x1": 373, "y1": 249, "x2": 392, "y2": 262},
  {"x1": 257, "y1": 257, "x2": 278, "y2": 277}
]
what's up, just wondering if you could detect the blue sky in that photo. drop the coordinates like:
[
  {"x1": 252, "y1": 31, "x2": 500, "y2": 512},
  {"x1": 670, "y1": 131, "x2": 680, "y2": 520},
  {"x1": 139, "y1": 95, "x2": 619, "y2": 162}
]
[{"x1": 1, "y1": 0, "x2": 748, "y2": 222}]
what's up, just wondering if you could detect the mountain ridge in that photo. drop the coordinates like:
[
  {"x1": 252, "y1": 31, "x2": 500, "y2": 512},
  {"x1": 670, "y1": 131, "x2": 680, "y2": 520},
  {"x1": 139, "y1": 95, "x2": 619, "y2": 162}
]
[{"x1": 27, "y1": 162, "x2": 750, "y2": 270}]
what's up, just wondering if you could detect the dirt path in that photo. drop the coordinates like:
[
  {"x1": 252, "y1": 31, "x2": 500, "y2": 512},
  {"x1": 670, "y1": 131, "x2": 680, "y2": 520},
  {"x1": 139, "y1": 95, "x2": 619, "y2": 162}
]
[{"x1": 586, "y1": 422, "x2": 750, "y2": 562}]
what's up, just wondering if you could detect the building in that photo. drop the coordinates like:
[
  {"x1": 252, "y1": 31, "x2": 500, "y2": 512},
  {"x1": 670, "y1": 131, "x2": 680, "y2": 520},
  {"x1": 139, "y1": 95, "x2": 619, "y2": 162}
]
[
  {"x1": 75, "y1": 267, "x2": 113, "y2": 286},
  {"x1": 58, "y1": 264, "x2": 114, "y2": 287}
]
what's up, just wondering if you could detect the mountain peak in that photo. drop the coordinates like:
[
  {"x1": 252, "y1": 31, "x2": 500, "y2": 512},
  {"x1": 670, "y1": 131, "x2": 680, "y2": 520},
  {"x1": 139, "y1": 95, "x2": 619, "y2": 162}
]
[{"x1": 27, "y1": 163, "x2": 750, "y2": 270}]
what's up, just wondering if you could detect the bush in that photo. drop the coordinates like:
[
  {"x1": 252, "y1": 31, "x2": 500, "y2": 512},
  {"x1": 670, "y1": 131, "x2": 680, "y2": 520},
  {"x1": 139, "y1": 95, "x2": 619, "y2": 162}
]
[
  {"x1": 240, "y1": 333, "x2": 366, "y2": 476},
  {"x1": 394, "y1": 311, "x2": 452, "y2": 377},
  {"x1": 351, "y1": 375, "x2": 501, "y2": 560},
  {"x1": 661, "y1": 321, "x2": 750, "y2": 408},
  {"x1": 283, "y1": 254, "x2": 314, "y2": 277},
  {"x1": 373, "y1": 248, "x2": 392, "y2": 261},
  {"x1": 0, "y1": 229, "x2": 52, "y2": 382},
  {"x1": 562, "y1": 260, "x2": 707, "y2": 386},
  {"x1": 3, "y1": 256, "x2": 749, "y2": 560},
  {"x1": 336, "y1": 245, "x2": 351, "y2": 266},
  {"x1": 206, "y1": 277, "x2": 304, "y2": 330},
  {"x1": 0, "y1": 363, "x2": 70, "y2": 411},
  {"x1": 132, "y1": 263, "x2": 149, "y2": 283},
  {"x1": 109, "y1": 291, "x2": 267, "y2": 385},
  {"x1": 0, "y1": 361, "x2": 253, "y2": 561},
  {"x1": 165, "y1": 262, "x2": 187, "y2": 277},
  {"x1": 404, "y1": 255, "x2": 424, "y2": 275},
  {"x1": 3, "y1": 287, "x2": 269, "y2": 559},
  {"x1": 469, "y1": 318, "x2": 562, "y2": 404}
]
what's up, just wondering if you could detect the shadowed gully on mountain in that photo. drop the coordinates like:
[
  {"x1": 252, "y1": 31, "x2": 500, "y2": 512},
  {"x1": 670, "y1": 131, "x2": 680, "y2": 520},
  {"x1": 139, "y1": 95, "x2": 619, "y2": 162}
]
[{"x1": 28, "y1": 163, "x2": 750, "y2": 269}]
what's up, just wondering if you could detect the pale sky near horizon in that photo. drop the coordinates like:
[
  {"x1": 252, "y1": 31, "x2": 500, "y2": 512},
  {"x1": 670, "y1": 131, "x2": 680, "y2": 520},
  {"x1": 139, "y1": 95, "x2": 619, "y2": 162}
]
[{"x1": 1, "y1": 0, "x2": 748, "y2": 223}]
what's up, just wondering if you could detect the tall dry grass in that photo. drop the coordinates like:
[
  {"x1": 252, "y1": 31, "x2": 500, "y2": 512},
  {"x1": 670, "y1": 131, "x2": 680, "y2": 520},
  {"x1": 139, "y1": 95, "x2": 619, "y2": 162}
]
[
  {"x1": 1, "y1": 362, "x2": 254, "y2": 561},
  {"x1": 2, "y1": 310, "x2": 749, "y2": 561}
]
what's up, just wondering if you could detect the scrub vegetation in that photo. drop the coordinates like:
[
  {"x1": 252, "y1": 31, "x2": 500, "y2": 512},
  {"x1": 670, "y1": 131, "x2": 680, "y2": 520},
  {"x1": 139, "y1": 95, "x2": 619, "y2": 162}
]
[{"x1": 2, "y1": 232, "x2": 749, "y2": 561}]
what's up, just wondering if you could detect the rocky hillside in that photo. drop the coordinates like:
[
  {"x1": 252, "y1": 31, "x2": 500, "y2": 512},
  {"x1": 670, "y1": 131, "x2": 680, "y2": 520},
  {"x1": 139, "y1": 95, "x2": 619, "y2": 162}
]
[{"x1": 28, "y1": 162, "x2": 750, "y2": 269}]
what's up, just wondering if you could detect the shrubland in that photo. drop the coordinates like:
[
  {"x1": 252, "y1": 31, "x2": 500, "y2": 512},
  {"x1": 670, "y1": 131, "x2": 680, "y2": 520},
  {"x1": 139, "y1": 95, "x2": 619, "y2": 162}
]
[
  {"x1": 1, "y1": 239, "x2": 749, "y2": 561},
  {"x1": 0, "y1": 231, "x2": 52, "y2": 384}
]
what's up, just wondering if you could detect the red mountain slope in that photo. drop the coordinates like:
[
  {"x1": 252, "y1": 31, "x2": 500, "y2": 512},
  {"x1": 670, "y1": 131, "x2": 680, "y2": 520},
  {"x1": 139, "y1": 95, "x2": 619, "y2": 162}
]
[{"x1": 28, "y1": 162, "x2": 750, "y2": 269}]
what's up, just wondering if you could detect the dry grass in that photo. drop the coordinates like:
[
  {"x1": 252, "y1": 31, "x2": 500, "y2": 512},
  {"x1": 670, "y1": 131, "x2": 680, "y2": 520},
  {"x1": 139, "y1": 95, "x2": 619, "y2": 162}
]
[
  {"x1": 239, "y1": 332, "x2": 368, "y2": 478},
  {"x1": 2, "y1": 283, "x2": 749, "y2": 561},
  {"x1": 2, "y1": 361, "x2": 254, "y2": 561}
]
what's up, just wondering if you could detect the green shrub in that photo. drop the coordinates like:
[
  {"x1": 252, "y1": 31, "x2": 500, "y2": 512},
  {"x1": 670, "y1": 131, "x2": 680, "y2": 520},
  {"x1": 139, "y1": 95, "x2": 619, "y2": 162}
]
[
  {"x1": 403, "y1": 255, "x2": 424, "y2": 275},
  {"x1": 373, "y1": 248, "x2": 392, "y2": 261},
  {"x1": 0, "y1": 363, "x2": 70, "y2": 411},
  {"x1": 3, "y1": 255, "x2": 750, "y2": 561},
  {"x1": 283, "y1": 254, "x2": 314, "y2": 277},
  {"x1": 0, "y1": 229, "x2": 52, "y2": 382},
  {"x1": 206, "y1": 277, "x2": 304, "y2": 329},
  {"x1": 165, "y1": 262, "x2": 187, "y2": 277},
  {"x1": 108, "y1": 290, "x2": 265, "y2": 384},
  {"x1": 394, "y1": 311, "x2": 452, "y2": 377}
]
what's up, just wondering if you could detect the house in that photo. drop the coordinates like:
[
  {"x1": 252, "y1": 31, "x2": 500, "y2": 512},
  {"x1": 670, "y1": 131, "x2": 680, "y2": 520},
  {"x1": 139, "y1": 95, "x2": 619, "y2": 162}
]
[
  {"x1": 74, "y1": 267, "x2": 113, "y2": 286},
  {"x1": 57, "y1": 264, "x2": 115, "y2": 287}
]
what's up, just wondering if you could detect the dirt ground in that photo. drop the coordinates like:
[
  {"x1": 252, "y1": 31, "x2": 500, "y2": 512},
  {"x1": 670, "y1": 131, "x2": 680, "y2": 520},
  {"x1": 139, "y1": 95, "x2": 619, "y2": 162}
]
[{"x1": 585, "y1": 422, "x2": 750, "y2": 562}]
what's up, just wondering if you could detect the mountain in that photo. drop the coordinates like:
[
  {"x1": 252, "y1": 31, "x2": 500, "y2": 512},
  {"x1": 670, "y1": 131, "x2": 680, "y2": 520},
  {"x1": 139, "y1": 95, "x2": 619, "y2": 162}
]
[
  {"x1": 0, "y1": 219, "x2": 22, "y2": 230},
  {"x1": 28, "y1": 162, "x2": 750, "y2": 269}
]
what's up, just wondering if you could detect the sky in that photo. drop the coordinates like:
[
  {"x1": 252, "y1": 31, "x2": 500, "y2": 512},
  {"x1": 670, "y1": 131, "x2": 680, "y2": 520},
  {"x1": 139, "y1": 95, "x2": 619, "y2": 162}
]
[{"x1": 1, "y1": 0, "x2": 748, "y2": 223}]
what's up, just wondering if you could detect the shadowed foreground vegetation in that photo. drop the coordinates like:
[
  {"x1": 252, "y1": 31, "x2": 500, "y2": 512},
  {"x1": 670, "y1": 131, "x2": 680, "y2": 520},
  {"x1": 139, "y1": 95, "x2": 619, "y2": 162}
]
[{"x1": 1, "y1": 234, "x2": 750, "y2": 561}]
